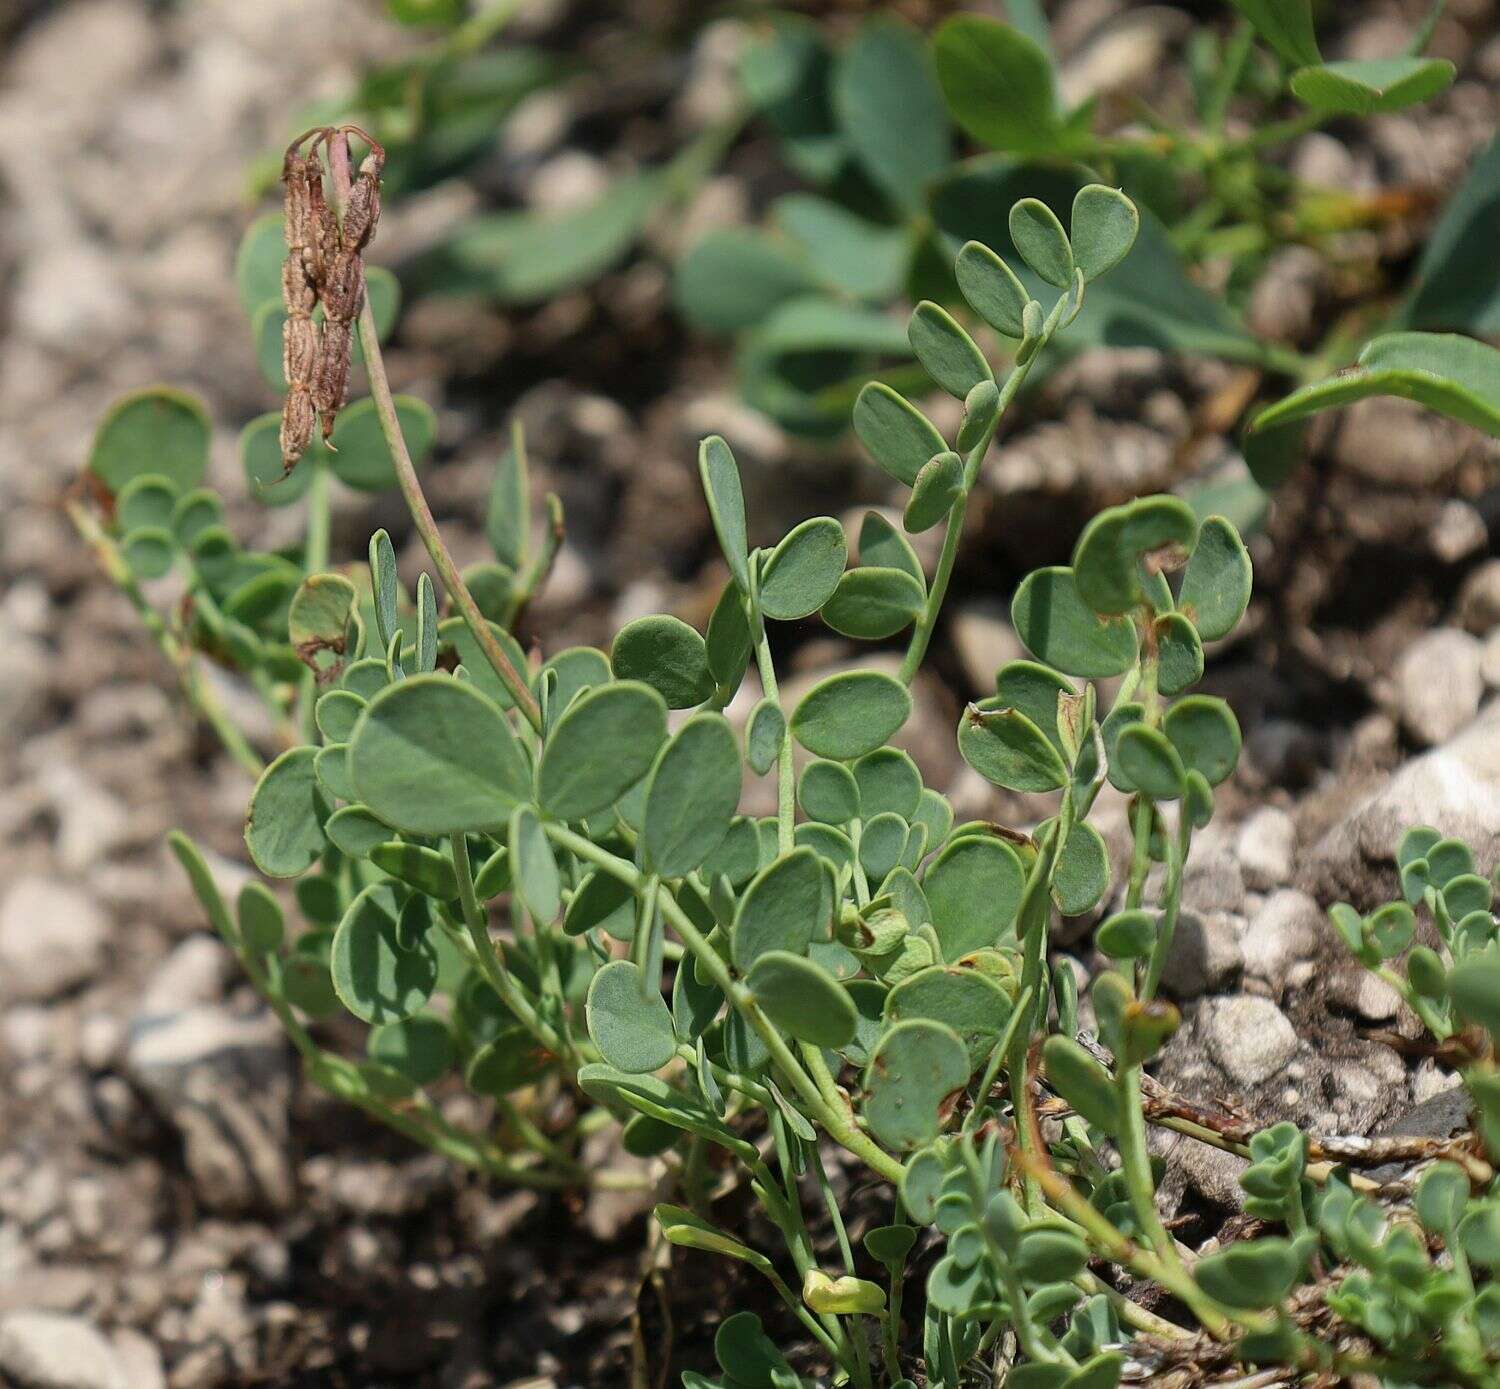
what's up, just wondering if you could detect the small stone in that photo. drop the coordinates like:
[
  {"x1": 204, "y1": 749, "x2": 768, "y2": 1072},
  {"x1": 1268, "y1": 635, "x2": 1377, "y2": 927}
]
[
  {"x1": 1328, "y1": 965, "x2": 1403, "y2": 1023},
  {"x1": 1456, "y1": 558, "x2": 1500, "y2": 633},
  {"x1": 0, "y1": 878, "x2": 108, "y2": 1003},
  {"x1": 1241, "y1": 889, "x2": 1322, "y2": 990},
  {"x1": 1201, "y1": 996, "x2": 1299, "y2": 1087},
  {"x1": 1395, "y1": 628, "x2": 1482, "y2": 747},
  {"x1": 124, "y1": 1007, "x2": 294, "y2": 1214},
  {"x1": 137, "y1": 937, "x2": 232, "y2": 1016},
  {"x1": 1158, "y1": 911, "x2": 1243, "y2": 1000},
  {"x1": 1428, "y1": 499, "x2": 1487, "y2": 564},
  {"x1": 949, "y1": 603, "x2": 1023, "y2": 692},
  {"x1": 0, "y1": 1311, "x2": 127, "y2": 1389},
  {"x1": 1246, "y1": 246, "x2": 1324, "y2": 343},
  {"x1": 1235, "y1": 807, "x2": 1296, "y2": 890},
  {"x1": 109, "y1": 1330, "x2": 163, "y2": 1389},
  {"x1": 1480, "y1": 629, "x2": 1500, "y2": 689}
]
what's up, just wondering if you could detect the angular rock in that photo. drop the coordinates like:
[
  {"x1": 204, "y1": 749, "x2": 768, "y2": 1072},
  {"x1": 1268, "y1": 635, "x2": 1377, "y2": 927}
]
[
  {"x1": 1303, "y1": 698, "x2": 1500, "y2": 907},
  {"x1": 0, "y1": 878, "x2": 108, "y2": 1003},
  {"x1": 1457, "y1": 557, "x2": 1500, "y2": 633},
  {"x1": 1395, "y1": 628, "x2": 1482, "y2": 747},
  {"x1": 1200, "y1": 996, "x2": 1299, "y2": 1087},
  {"x1": 124, "y1": 1006, "x2": 294, "y2": 1214},
  {"x1": 0, "y1": 1311, "x2": 126, "y2": 1389},
  {"x1": 1235, "y1": 807, "x2": 1296, "y2": 891},
  {"x1": 1241, "y1": 889, "x2": 1322, "y2": 991},
  {"x1": 1158, "y1": 911, "x2": 1243, "y2": 1000}
]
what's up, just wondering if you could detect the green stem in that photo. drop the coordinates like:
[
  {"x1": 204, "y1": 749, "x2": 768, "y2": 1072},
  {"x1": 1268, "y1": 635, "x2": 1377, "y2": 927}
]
[
  {"x1": 1141, "y1": 809, "x2": 1192, "y2": 1001},
  {"x1": 326, "y1": 133, "x2": 543, "y2": 733},
  {"x1": 450, "y1": 833, "x2": 569, "y2": 1062},
  {"x1": 545, "y1": 823, "x2": 905, "y2": 1184},
  {"x1": 753, "y1": 627, "x2": 795, "y2": 855},
  {"x1": 297, "y1": 462, "x2": 332, "y2": 742},
  {"x1": 899, "y1": 304, "x2": 1062, "y2": 686},
  {"x1": 66, "y1": 498, "x2": 267, "y2": 777}
]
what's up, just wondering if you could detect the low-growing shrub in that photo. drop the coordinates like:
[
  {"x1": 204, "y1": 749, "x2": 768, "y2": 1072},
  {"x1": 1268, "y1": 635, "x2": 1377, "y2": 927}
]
[{"x1": 71, "y1": 39, "x2": 1500, "y2": 1386}]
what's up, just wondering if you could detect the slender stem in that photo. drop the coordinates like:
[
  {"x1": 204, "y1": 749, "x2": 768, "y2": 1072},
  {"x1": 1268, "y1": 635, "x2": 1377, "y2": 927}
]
[
  {"x1": 66, "y1": 498, "x2": 267, "y2": 777},
  {"x1": 450, "y1": 833, "x2": 569, "y2": 1061},
  {"x1": 753, "y1": 628, "x2": 795, "y2": 855},
  {"x1": 297, "y1": 462, "x2": 332, "y2": 741},
  {"x1": 325, "y1": 133, "x2": 542, "y2": 733},
  {"x1": 545, "y1": 823, "x2": 905, "y2": 1184},
  {"x1": 899, "y1": 300, "x2": 1063, "y2": 685},
  {"x1": 1141, "y1": 809, "x2": 1192, "y2": 1001}
]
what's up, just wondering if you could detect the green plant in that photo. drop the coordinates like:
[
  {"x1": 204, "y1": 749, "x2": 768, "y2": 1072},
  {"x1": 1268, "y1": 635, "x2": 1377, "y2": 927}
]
[
  {"x1": 674, "y1": 0, "x2": 1489, "y2": 509},
  {"x1": 75, "y1": 101, "x2": 1500, "y2": 1389}
]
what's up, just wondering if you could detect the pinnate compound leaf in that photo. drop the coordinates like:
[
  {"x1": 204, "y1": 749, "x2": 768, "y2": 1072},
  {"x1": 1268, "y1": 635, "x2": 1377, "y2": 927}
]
[
  {"x1": 714, "y1": 1310, "x2": 798, "y2": 1386},
  {"x1": 368, "y1": 1015, "x2": 455, "y2": 1089},
  {"x1": 90, "y1": 387, "x2": 210, "y2": 495},
  {"x1": 168, "y1": 831, "x2": 237, "y2": 947},
  {"x1": 1253, "y1": 332, "x2": 1500, "y2": 439},
  {"x1": 1228, "y1": 0, "x2": 1321, "y2": 67},
  {"x1": 509, "y1": 805, "x2": 561, "y2": 922},
  {"x1": 1011, "y1": 568, "x2": 1137, "y2": 678},
  {"x1": 909, "y1": 301, "x2": 992, "y2": 400},
  {"x1": 1052, "y1": 820, "x2": 1110, "y2": 916},
  {"x1": 611, "y1": 615, "x2": 714, "y2": 708},
  {"x1": 1193, "y1": 1238, "x2": 1303, "y2": 1309},
  {"x1": 1042, "y1": 1035, "x2": 1120, "y2": 1132},
  {"x1": 956, "y1": 241, "x2": 1029, "y2": 338},
  {"x1": 859, "y1": 510, "x2": 925, "y2": 584},
  {"x1": 863, "y1": 1018, "x2": 970, "y2": 1150},
  {"x1": 537, "y1": 680, "x2": 668, "y2": 821},
  {"x1": 748, "y1": 950, "x2": 857, "y2": 1047},
  {"x1": 586, "y1": 960, "x2": 678, "y2": 1073},
  {"x1": 933, "y1": 15, "x2": 1065, "y2": 155},
  {"x1": 699, "y1": 435, "x2": 750, "y2": 592},
  {"x1": 884, "y1": 965, "x2": 1012, "y2": 1068},
  {"x1": 1009, "y1": 198, "x2": 1074, "y2": 289},
  {"x1": 1070, "y1": 185, "x2": 1139, "y2": 282},
  {"x1": 791, "y1": 670, "x2": 912, "y2": 760},
  {"x1": 905, "y1": 451, "x2": 964, "y2": 533},
  {"x1": 822, "y1": 566, "x2": 925, "y2": 640},
  {"x1": 799, "y1": 759, "x2": 861, "y2": 824},
  {"x1": 332, "y1": 883, "x2": 438, "y2": 1024},
  {"x1": 1096, "y1": 908, "x2": 1157, "y2": 959},
  {"x1": 326, "y1": 396, "x2": 436, "y2": 493},
  {"x1": 246, "y1": 747, "x2": 326, "y2": 878},
  {"x1": 1290, "y1": 56, "x2": 1454, "y2": 115},
  {"x1": 733, "y1": 846, "x2": 826, "y2": 969},
  {"x1": 1115, "y1": 725, "x2": 1186, "y2": 800},
  {"x1": 959, "y1": 700, "x2": 1069, "y2": 792},
  {"x1": 745, "y1": 700, "x2": 784, "y2": 777},
  {"x1": 1178, "y1": 515, "x2": 1252, "y2": 641},
  {"x1": 832, "y1": 18, "x2": 950, "y2": 215},
  {"x1": 349, "y1": 676, "x2": 530, "y2": 836},
  {"x1": 923, "y1": 835, "x2": 1024, "y2": 958},
  {"x1": 1154, "y1": 613, "x2": 1204, "y2": 695},
  {"x1": 853, "y1": 383, "x2": 947, "y2": 487},
  {"x1": 643, "y1": 714, "x2": 742, "y2": 878},
  {"x1": 759, "y1": 516, "x2": 848, "y2": 620},
  {"x1": 673, "y1": 228, "x2": 820, "y2": 332},
  {"x1": 1072, "y1": 495, "x2": 1198, "y2": 616},
  {"x1": 1163, "y1": 695, "x2": 1241, "y2": 786},
  {"x1": 1449, "y1": 956, "x2": 1500, "y2": 1040}
]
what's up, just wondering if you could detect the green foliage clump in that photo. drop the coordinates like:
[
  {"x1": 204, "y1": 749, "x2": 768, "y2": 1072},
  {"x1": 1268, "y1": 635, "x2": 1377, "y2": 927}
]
[{"x1": 70, "y1": 10, "x2": 1500, "y2": 1384}]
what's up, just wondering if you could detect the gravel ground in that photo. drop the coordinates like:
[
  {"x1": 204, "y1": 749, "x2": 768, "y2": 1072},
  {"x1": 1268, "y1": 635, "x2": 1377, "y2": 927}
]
[{"x1": 3, "y1": 0, "x2": 1500, "y2": 1384}]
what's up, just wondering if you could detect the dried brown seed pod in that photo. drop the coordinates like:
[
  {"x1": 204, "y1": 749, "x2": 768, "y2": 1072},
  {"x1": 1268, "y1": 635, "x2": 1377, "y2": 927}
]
[
  {"x1": 341, "y1": 151, "x2": 384, "y2": 253},
  {"x1": 280, "y1": 387, "x2": 316, "y2": 474},
  {"x1": 304, "y1": 150, "x2": 340, "y2": 287},
  {"x1": 282, "y1": 311, "x2": 319, "y2": 390},
  {"x1": 312, "y1": 318, "x2": 354, "y2": 444},
  {"x1": 319, "y1": 245, "x2": 366, "y2": 326}
]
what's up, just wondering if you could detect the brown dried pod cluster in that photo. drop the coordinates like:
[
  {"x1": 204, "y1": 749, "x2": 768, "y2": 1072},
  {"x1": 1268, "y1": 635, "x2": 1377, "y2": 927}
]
[{"x1": 277, "y1": 127, "x2": 385, "y2": 476}]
